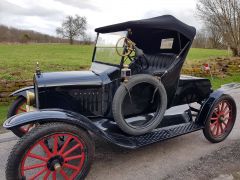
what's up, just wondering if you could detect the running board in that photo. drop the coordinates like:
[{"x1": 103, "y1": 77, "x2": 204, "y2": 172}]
[
  {"x1": 95, "y1": 120, "x2": 203, "y2": 149},
  {"x1": 130, "y1": 122, "x2": 203, "y2": 147}
]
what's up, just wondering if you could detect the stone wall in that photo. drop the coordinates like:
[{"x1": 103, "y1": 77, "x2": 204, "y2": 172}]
[
  {"x1": 0, "y1": 80, "x2": 32, "y2": 104},
  {"x1": 182, "y1": 57, "x2": 240, "y2": 77},
  {"x1": 0, "y1": 57, "x2": 239, "y2": 104}
]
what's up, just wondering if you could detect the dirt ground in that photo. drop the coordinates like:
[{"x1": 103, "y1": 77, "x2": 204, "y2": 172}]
[{"x1": 164, "y1": 141, "x2": 240, "y2": 180}]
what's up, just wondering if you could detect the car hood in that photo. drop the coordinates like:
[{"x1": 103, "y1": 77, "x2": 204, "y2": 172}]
[{"x1": 35, "y1": 71, "x2": 103, "y2": 88}]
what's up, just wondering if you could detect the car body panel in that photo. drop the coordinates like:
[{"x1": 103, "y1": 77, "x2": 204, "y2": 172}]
[
  {"x1": 4, "y1": 89, "x2": 229, "y2": 149},
  {"x1": 3, "y1": 107, "x2": 200, "y2": 149},
  {"x1": 9, "y1": 86, "x2": 34, "y2": 98},
  {"x1": 196, "y1": 88, "x2": 236, "y2": 125},
  {"x1": 36, "y1": 71, "x2": 103, "y2": 88}
]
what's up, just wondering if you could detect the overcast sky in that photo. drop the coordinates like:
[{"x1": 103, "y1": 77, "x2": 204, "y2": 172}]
[{"x1": 0, "y1": 0, "x2": 201, "y2": 37}]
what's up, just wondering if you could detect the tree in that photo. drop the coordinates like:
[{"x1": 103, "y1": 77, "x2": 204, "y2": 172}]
[
  {"x1": 206, "y1": 24, "x2": 224, "y2": 49},
  {"x1": 197, "y1": 0, "x2": 240, "y2": 56},
  {"x1": 21, "y1": 34, "x2": 31, "y2": 43},
  {"x1": 56, "y1": 15, "x2": 87, "y2": 44},
  {"x1": 193, "y1": 28, "x2": 209, "y2": 48}
]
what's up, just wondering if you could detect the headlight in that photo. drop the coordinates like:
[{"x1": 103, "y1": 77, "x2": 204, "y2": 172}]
[{"x1": 26, "y1": 91, "x2": 35, "y2": 106}]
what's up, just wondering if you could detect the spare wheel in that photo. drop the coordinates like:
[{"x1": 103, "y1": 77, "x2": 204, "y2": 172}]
[{"x1": 112, "y1": 74, "x2": 167, "y2": 135}]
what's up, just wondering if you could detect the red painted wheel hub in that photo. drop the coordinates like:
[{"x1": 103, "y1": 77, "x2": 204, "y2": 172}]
[
  {"x1": 209, "y1": 100, "x2": 232, "y2": 137},
  {"x1": 20, "y1": 133, "x2": 85, "y2": 180}
]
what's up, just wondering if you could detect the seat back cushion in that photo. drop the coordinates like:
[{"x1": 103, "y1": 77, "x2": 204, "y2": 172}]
[{"x1": 141, "y1": 53, "x2": 177, "y2": 74}]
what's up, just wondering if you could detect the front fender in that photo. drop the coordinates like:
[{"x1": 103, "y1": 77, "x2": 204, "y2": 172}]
[
  {"x1": 10, "y1": 86, "x2": 34, "y2": 98},
  {"x1": 196, "y1": 89, "x2": 229, "y2": 125},
  {"x1": 4, "y1": 109, "x2": 100, "y2": 133},
  {"x1": 3, "y1": 109, "x2": 137, "y2": 148}
]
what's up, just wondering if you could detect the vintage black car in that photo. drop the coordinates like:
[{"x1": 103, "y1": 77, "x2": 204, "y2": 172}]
[{"x1": 4, "y1": 15, "x2": 236, "y2": 180}]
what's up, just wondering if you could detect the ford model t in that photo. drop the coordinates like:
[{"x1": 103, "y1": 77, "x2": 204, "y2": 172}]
[{"x1": 4, "y1": 15, "x2": 236, "y2": 179}]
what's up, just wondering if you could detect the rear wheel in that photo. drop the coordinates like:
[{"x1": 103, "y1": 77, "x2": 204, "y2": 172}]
[
  {"x1": 203, "y1": 95, "x2": 236, "y2": 143},
  {"x1": 8, "y1": 96, "x2": 35, "y2": 137},
  {"x1": 6, "y1": 123, "x2": 94, "y2": 180}
]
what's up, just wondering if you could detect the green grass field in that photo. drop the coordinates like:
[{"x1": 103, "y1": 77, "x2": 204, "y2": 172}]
[
  {"x1": 0, "y1": 105, "x2": 8, "y2": 125},
  {"x1": 0, "y1": 44, "x2": 230, "y2": 80},
  {"x1": 187, "y1": 48, "x2": 231, "y2": 61},
  {"x1": 0, "y1": 44, "x2": 235, "y2": 125},
  {"x1": 0, "y1": 44, "x2": 93, "y2": 80}
]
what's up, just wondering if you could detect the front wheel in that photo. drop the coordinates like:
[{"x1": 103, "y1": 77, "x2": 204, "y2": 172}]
[
  {"x1": 6, "y1": 123, "x2": 94, "y2": 180},
  {"x1": 8, "y1": 96, "x2": 35, "y2": 137},
  {"x1": 203, "y1": 94, "x2": 236, "y2": 143}
]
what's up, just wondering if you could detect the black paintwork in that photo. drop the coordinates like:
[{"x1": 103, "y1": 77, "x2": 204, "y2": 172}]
[
  {"x1": 95, "y1": 15, "x2": 196, "y2": 40},
  {"x1": 196, "y1": 89, "x2": 227, "y2": 124},
  {"x1": 2, "y1": 108, "x2": 195, "y2": 149},
  {"x1": 4, "y1": 89, "x2": 225, "y2": 148},
  {"x1": 173, "y1": 75, "x2": 212, "y2": 105},
  {"x1": 34, "y1": 68, "x2": 211, "y2": 117},
  {"x1": 36, "y1": 71, "x2": 103, "y2": 88},
  {"x1": 34, "y1": 62, "x2": 121, "y2": 117},
  {"x1": 90, "y1": 62, "x2": 120, "y2": 81}
]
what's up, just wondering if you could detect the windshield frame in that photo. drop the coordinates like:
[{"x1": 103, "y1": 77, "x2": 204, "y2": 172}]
[{"x1": 92, "y1": 31, "x2": 129, "y2": 67}]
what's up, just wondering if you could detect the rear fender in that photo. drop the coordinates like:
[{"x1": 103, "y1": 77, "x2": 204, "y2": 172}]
[
  {"x1": 196, "y1": 89, "x2": 228, "y2": 125},
  {"x1": 10, "y1": 86, "x2": 34, "y2": 98}
]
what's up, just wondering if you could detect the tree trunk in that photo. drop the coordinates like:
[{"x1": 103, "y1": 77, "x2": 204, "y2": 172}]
[
  {"x1": 69, "y1": 37, "x2": 73, "y2": 45},
  {"x1": 230, "y1": 47, "x2": 240, "y2": 56}
]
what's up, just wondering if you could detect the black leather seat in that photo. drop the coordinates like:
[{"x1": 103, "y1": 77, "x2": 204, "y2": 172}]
[{"x1": 140, "y1": 53, "x2": 177, "y2": 74}]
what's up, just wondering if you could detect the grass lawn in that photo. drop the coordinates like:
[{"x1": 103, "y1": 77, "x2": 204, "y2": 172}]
[
  {"x1": 187, "y1": 48, "x2": 231, "y2": 61},
  {"x1": 0, "y1": 44, "x2": 230, "y2": 80},
  {"x1": 209, "y1": 73, "x2": 240, "y2": 90},
  {"x1": 0, "y1": 105, "x2": 8, "y2": 125},
  {"x1": 0, "y1": 44, "x2": 94, "y2": 80}
]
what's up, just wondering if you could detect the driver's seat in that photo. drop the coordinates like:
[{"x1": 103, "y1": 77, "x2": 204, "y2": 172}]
[{"x1": 131, "y1": 53, "x2": 177, "y2": 75}]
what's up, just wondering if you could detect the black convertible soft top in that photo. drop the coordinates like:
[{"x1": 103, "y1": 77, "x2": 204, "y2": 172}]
[{"x1": 95, "y1": 15, "x2": 196, "y2": 40}]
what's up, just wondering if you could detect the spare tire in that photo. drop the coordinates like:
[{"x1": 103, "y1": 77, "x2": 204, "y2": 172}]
[{"x1": 112, "y1": 74, "x2": 167, "y2": 135}]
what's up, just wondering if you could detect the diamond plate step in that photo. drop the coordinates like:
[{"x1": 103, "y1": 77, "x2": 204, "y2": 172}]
[{"x1": 130, "y1": 122, "x2": 203, "y2": 147}]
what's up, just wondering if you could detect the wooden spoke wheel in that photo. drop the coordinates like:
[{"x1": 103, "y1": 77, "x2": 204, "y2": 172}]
[
  {"x1": 203, "y1": 95, "x2": 236, "y2": 143},
  {"x1": 6, "y1": 123, "x2": 94, "y2": 180}
]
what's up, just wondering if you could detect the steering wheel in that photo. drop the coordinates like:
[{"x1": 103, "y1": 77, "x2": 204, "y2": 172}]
[
  {"x1": 116, "y1": 37, "x2": 136, "y2": 57},
  {"x1": 116, "y1": 37, "x2": 149, "y2": 72}
]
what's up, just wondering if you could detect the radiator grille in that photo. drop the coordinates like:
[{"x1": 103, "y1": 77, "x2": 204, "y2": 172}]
[{"x1": 69, "y1": 88, "x2": 102, "y2": 115}]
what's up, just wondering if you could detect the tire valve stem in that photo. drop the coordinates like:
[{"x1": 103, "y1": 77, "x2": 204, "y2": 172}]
[{"x1": 54, "y1": 163, "x2": 61, "y2": 172}]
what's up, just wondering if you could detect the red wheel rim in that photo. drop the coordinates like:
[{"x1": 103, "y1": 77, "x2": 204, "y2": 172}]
[
  {"x1": 209, "y1": 100, "x2": 232, "y2": 137},
  {"x1": 15, "y1": 99, "x2": 34, "y2": 133},
  {"x1": 20, "y1": 133, "x2": 86, "y2": 180}
]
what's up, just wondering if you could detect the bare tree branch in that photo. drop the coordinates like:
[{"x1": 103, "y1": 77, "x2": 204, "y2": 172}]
[
  {"x1": 56, "y1": 15, "x2": 87, "y2": 44},
  {"x1": 197, "y1": 0, "x2": 240, "y2": 56}
]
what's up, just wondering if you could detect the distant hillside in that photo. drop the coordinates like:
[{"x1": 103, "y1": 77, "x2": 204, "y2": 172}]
[{"x1": 0, "y1": 25, "x2": 69, "y2": 43}]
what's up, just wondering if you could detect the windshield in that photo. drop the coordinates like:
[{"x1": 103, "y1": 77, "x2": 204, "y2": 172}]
[{"x1": 94, "y1": 31, "x2": 127, "y2": 65}]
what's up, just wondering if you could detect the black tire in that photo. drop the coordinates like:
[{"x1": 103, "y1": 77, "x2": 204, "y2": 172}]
[
  {"x1": 203, "y1": 94, "x2": 236, "y2": 143},
  {"x1": 7, "y1": 96, "x2": 29, "y2": 137},
  {"x1": 112, "y1": 74, "x2": 167, "y2": 135},
  {"x1": 6, "y1": 123, "x2": 94, "y2": 180}
]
